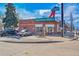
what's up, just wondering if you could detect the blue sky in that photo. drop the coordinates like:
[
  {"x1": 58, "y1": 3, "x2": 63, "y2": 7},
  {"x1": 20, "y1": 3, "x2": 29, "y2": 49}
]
[
  {"x1": 15, "y1": 3, "x2": 57, "y2": 10},
  {"x1": 0, "y1": 3, "x2": 79, "y2": 29},
  {"x1": 0, "y1": 3, "x2": 57, "y2": 12}
]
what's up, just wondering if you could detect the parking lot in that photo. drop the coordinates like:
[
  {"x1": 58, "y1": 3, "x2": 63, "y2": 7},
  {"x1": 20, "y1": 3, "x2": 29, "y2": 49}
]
[{"x1": 0, "y1": 36, "x2": 79, "y2": 56}]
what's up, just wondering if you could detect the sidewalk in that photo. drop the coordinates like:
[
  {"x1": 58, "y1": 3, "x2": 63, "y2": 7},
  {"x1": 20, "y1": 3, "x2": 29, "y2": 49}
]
[
  {"x1": 0, "y1": 36, "x2": 70, "y2": 43},
  {"x1": 0, "y1": 36, "x2": 51, "y2": 43}
]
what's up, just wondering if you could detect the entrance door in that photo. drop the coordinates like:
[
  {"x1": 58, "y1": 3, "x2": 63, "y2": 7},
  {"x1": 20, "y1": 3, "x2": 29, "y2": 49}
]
[
  {"x1": 46, "y1": 24, "x2": 54, "y2": 35},
  {"x1": 35, "y1": 24, "x2": 43, "y2": 35},
  {"x1": 48, "y1": 27, "x2": 53, "y2": 34}
]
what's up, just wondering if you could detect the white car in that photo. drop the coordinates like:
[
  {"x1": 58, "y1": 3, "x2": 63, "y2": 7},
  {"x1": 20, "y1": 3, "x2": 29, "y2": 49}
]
[{"x1": 18, "y1": 29, "x2": 32, "y2": 36}]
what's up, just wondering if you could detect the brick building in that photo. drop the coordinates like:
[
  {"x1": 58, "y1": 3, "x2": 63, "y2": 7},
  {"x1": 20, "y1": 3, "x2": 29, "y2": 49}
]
[{"x1": 19, "y1": 17, "x2": 62, "y2": 35}]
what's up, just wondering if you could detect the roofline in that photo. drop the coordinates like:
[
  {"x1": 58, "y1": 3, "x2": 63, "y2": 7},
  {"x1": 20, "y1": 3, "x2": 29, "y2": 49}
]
[{"x1": 19, "y1": 17, "x2": 59, "y2": 23}]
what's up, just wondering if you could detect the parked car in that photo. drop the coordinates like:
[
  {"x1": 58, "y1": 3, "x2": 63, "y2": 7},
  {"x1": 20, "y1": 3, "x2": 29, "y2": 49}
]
[
  {"x1": 17, "y1": 29, "x2": 33, "y2": 36},
  {"x1": 0, "y1": 29, "x2": 18, "y2": 37},
  {"x1": 0, "y1": 30, "x2": 3, "y2": 36}
]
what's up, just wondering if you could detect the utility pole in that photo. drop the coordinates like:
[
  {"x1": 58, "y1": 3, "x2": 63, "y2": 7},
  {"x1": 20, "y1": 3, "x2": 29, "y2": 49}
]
[
  {"x1": 70, "y1": 12, "x2": 74, "y2": 32},
  {"x1": 61, "y1": 3, "x2": 64, "y2": 37}
]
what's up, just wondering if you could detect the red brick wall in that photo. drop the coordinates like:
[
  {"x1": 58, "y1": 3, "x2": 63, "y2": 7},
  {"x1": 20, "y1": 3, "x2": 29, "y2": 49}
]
[
  {"x1": 19, "y1": 19, "x2": 59, "y2": 33},
  {"x1": 19, "y1": 20, "x2": 34, "y2": 32}
]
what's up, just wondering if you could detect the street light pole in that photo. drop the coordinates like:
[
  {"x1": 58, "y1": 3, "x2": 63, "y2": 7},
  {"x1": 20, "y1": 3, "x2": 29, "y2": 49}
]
[{"x1": 61, "y1": 3, "x2": 64, "y2": 37}]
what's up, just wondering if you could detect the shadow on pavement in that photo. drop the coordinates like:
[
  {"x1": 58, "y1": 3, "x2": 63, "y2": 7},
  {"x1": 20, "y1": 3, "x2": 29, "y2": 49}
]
[
  {"x1": 1, "y1": 40, "x2": 64, "y2": 44},
  {"x1": 70, "y1": 39, "x2": 79, "y2": 41}
]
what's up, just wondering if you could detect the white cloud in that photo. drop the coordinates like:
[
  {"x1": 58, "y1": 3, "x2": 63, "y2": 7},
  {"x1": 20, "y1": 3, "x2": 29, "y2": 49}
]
[
  {"x1": 34, "y1": 9, "x2": 51, "y2": 18},
  {"x1": 64, "y1": 5, "x2": 77, "y2": 17},
  {"x1": 16, "y1": 8, "x2": 51, "y2": 19},
  {"x1": 16, "y1": 8, "x2": 36, "y2": 19},
  {"x1": 16, "y1": 5, "x2": 78, "y2": 22},
  {"x1": 57, "y1": 5, "x2": 78, "y2": 24},
  {"x1": 0, "y1": 7, "x2": 5, "y2": 23},
  {"x1": 38, "y1": 9, "x2": 50, "y2": 16},
  {"x1": 0, "y1": 7, "x2": 51, "y2": 19},
  {"x1": 66, "y1": 6, "x2": 76, "y2": 12},
  {"x1": 73, "y1": 14, "x2": 79, "y2": 23},
  {"x1": 0, "y1": 7, "x2": 5, "y2": 15}
]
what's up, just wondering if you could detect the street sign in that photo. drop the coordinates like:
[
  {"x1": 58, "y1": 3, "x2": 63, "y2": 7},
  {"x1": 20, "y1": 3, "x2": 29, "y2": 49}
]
[{"x1": 51, "y1": 6, "x2": 59, "y2": 11}]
